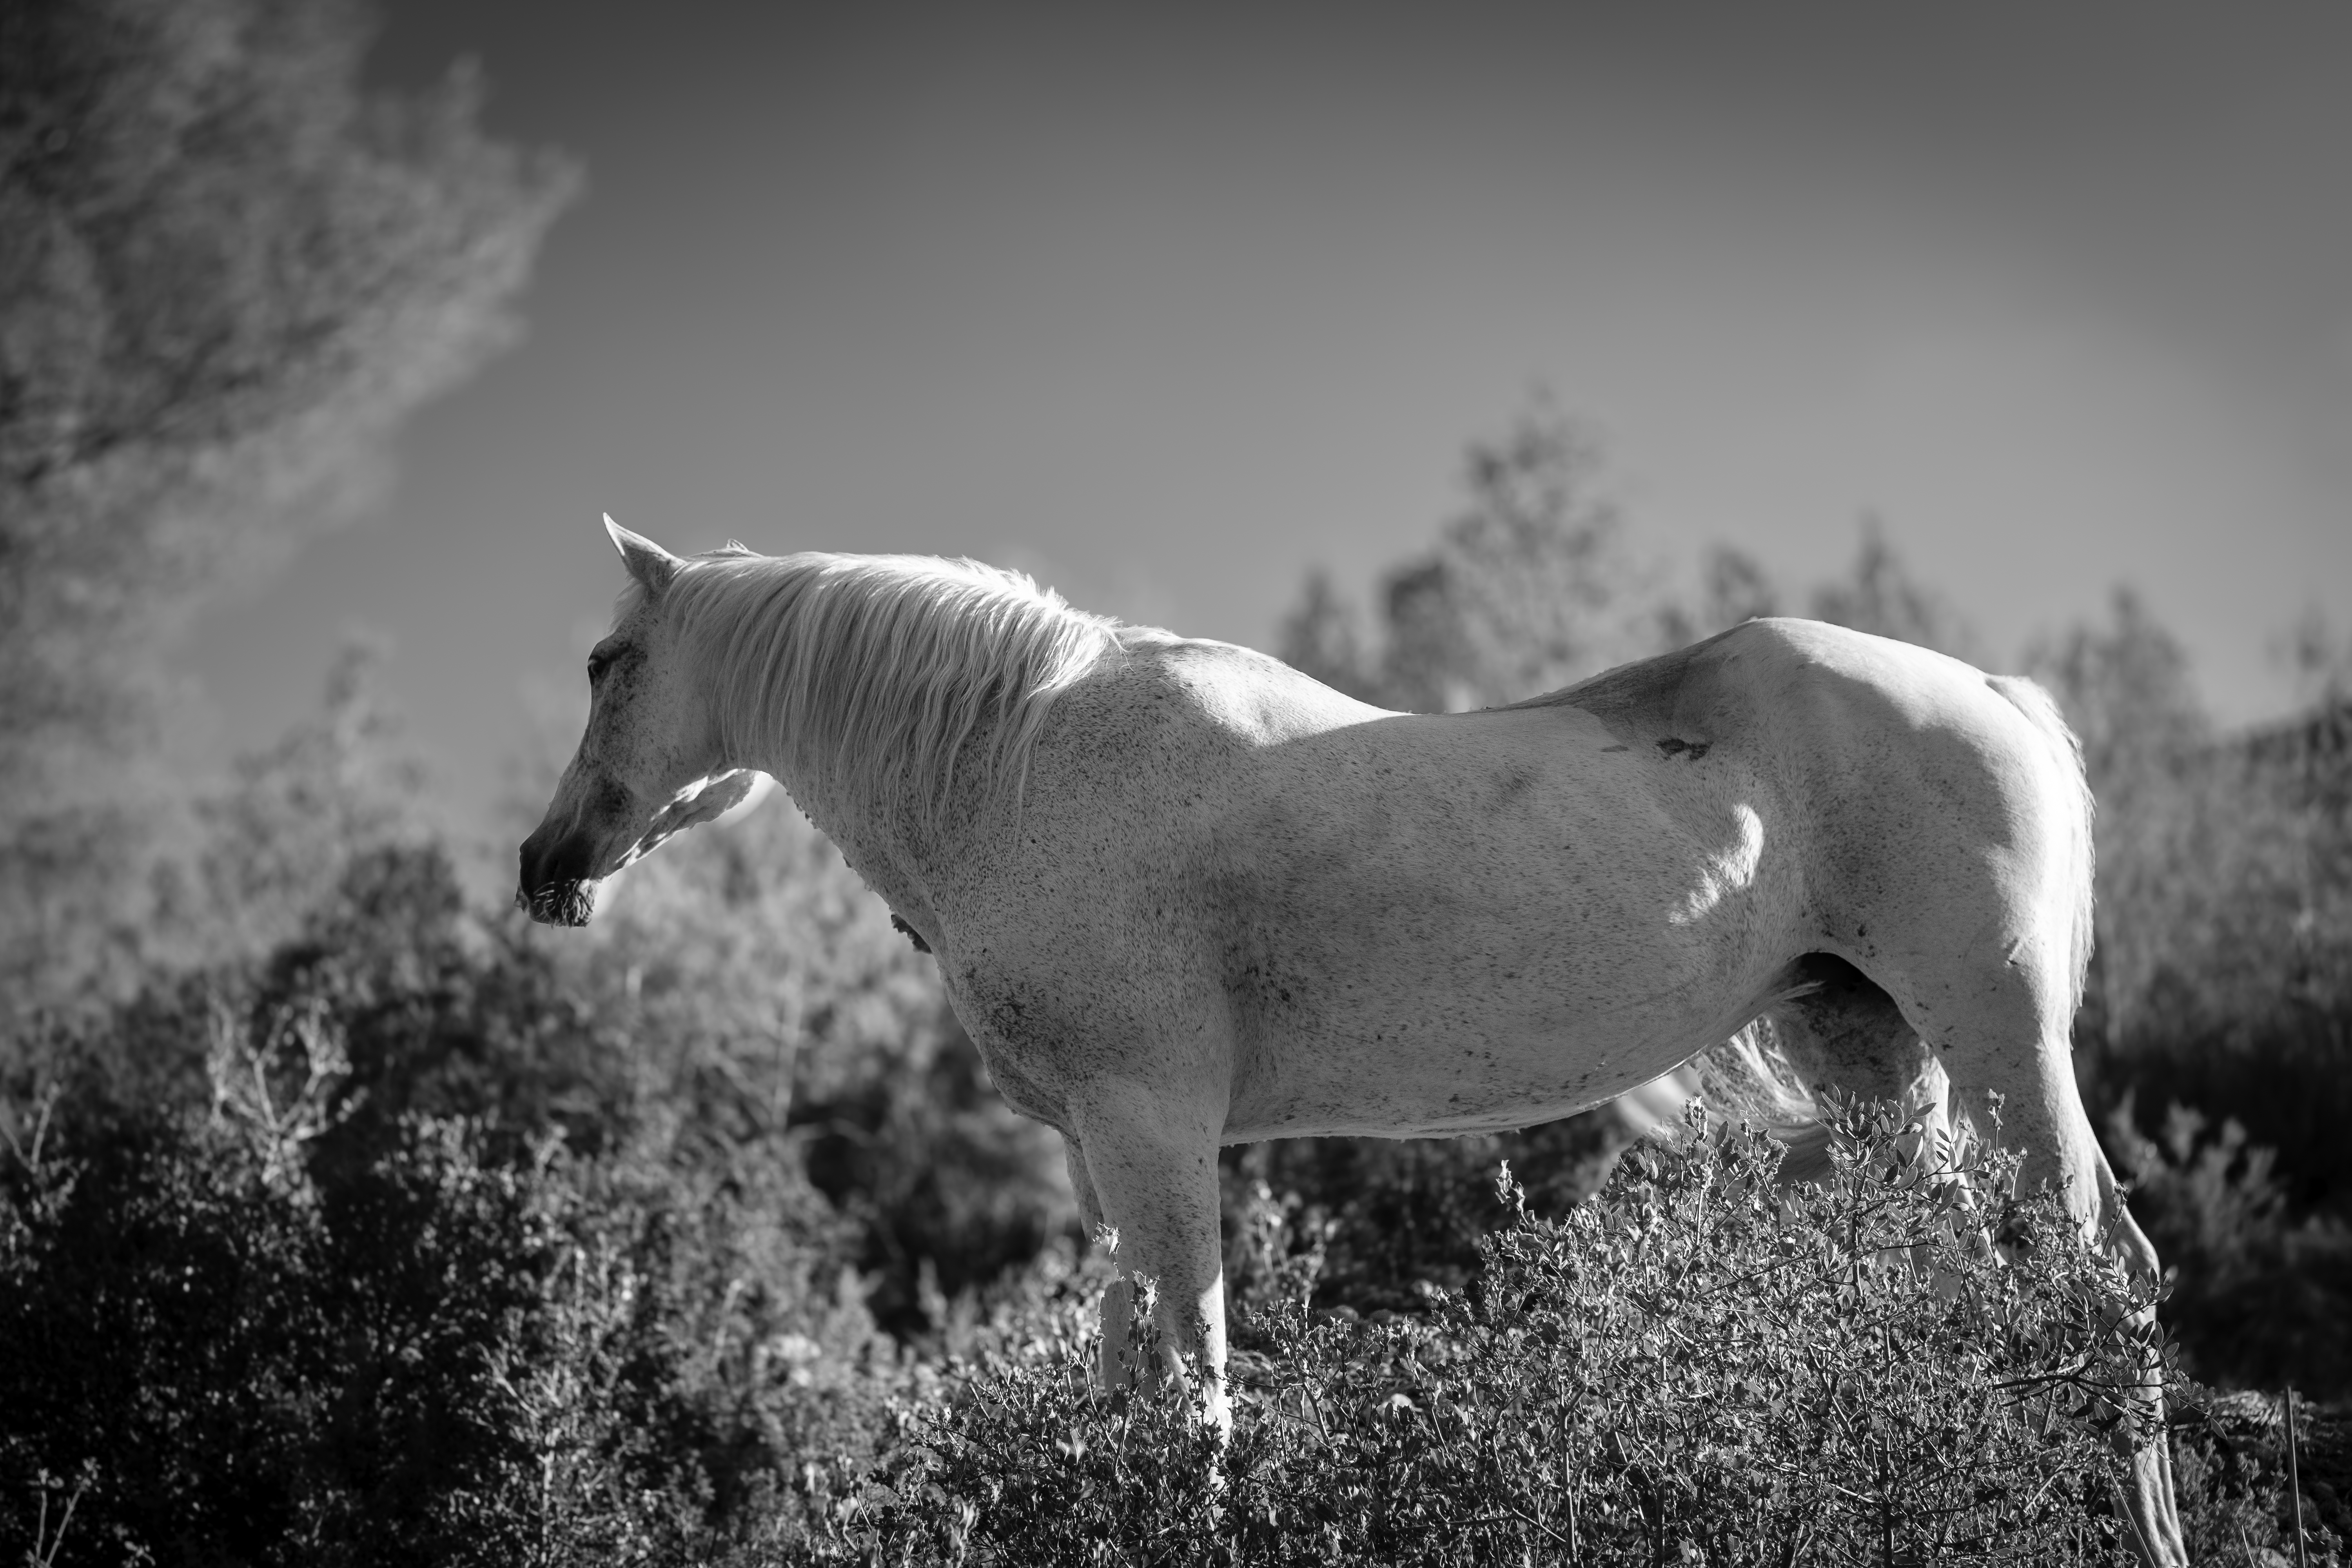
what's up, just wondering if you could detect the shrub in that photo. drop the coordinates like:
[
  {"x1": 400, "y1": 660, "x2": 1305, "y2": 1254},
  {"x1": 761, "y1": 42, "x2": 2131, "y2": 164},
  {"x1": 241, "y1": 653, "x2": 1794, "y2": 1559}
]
[
  {"x1": 1218, "y1": 1110, "x2": 1634, "y2": 1321},
  {"x1": 0, "y1": 1087, "x2": 570, "y2": 1565},
  {"x1": 0, "y1": 972, "x2": 904, "y2": 1566},
  {"x1": 2106, "y1": 1097, "x2": 2352, "y2": 1400},
  {"x1": 837, "y1": 1101, "x2": 2337, "y2": 1566},
  {"x1": 793, "y1": 1016, "x2": 1080, "y2": 1343}
]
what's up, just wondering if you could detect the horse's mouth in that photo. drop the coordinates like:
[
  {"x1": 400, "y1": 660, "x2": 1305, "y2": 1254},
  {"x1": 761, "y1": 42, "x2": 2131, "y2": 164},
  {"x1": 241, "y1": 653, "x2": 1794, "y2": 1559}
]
[{"x1": 517, "y1": 878, "x2": 598, "y2": 927}]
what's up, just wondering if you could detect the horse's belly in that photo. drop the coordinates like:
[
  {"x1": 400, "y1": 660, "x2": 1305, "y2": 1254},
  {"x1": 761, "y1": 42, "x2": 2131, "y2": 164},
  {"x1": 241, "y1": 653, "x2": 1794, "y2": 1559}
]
[
  {"x1": 1220, "y1": 957, "x2": 1761, "y2": 1141},
  {"x1": 1213, "y1": 831, "x2": 1794, "y2": 1140},
  {"x1": 1203, "y1": 728, "x2": 1793, "y2": 1140}
]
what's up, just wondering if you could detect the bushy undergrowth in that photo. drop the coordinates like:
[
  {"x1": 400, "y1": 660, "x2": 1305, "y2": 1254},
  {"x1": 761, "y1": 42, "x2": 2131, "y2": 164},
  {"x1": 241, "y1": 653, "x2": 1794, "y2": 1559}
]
[
  {"x1": 841, "y1": 1104, "x2": 2335, "y2": 1567},
  {"x1": 1217, "y1": 1111, "x2": 1636, "y2": 1320},
  {"x1": 0, "y1": 1002, "x2": 905, "y2": 1566},
  {"x1": 9, "y1": 986, "x2": 2344, "y2": 1563},
  {"x1": 0, "y1": 841, "x2": 935, "y2": 1566},
  {"x1": 2103, "y1": 1096, "x2": 2352, "y2": 1401}
]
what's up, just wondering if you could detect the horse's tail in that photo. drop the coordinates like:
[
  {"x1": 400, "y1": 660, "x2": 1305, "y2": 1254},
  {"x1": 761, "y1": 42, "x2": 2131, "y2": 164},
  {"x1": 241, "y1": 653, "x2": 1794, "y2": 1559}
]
[
  {"x1": 1620, "y1": 1018, "x2": 1827, "y2": 1169},
  {"x1": 1987, "y1": 673, "x2": 2098, "y2": 1018}
]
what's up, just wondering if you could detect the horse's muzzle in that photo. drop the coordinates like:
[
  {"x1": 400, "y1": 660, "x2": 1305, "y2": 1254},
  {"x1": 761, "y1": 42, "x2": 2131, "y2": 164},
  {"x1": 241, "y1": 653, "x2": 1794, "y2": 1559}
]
[
  {"x1": 516, "y1": 879, "x2": 597, "y2": 927},
  {"x1": 517, "y1": 829, "x2": 599, "y2": 927}
]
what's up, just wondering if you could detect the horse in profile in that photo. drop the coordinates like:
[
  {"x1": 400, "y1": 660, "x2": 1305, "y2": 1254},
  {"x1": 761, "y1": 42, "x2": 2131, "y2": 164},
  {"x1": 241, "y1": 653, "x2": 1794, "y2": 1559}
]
[{"x1": 518, "y1": 517, "x2": 2187, "y2": 1566}]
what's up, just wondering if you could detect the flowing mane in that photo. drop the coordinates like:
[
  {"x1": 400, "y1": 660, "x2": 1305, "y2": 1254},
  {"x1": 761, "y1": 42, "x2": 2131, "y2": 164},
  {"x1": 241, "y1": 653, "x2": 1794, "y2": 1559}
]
[{"x1": 635, "y1": 551, "x2": 1122, "y2": 829}]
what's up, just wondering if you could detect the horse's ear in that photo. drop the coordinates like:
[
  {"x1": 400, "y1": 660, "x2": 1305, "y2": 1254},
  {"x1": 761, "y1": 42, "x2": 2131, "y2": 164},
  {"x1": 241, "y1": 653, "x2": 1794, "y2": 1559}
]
[{"x1": 604, "y1": 514, "x2": 682, "y2": 594}]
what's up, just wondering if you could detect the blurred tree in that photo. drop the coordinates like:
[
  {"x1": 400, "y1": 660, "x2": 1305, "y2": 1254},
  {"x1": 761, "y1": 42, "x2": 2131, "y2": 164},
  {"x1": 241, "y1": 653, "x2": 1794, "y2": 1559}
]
[
  {"x1": 2034, "y1": 587, "x2": 2210, "y2": 797},
  {"x1": 1806, "y1": 515, "x2": 1981, "y2": 661},
  {"x1": 0, "y1": 0, "x2": 578, "y2": 1023},
  {"x1": 2031, "y1": 589, "x2": 2219, "y2": 1044},
  {"x1": 1682, "y1": 541, "x2": 1782, "y2": 640},
  {"x1": 1276, "y1": 569, "x2": 1380, "y2": 705},
  {"x1": 1278, "y1": 400, "x2": 1676, "y2": 713},
  {"x1": 1276, "y1": 410, "x2": 1980, "y2": 719},
  {"x1": 173, "y1": 636, "x2": 435, "y2": 965},
  {"x1": 2037, "y1": 592, "x2": 2352, "y2": 1222},
  {"x1": 2278, "y1": 604, "x2": 2352, "y2": 708}
]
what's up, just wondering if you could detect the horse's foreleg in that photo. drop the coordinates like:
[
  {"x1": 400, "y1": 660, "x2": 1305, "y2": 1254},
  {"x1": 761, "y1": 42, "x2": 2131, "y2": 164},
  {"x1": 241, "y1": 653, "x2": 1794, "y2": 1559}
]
[
  {"x1": 1070, "y1": 1083, "x2": 1231, "y2": 1433},
  {"x1": 1062, "y1": 1132, "x2": 1137, "y2": 1396}
]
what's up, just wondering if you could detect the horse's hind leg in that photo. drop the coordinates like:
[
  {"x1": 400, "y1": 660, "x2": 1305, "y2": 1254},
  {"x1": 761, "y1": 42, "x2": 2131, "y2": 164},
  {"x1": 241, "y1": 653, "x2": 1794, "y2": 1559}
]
[
  {"x1": 1877, "y1": 943, "x2": 2150, "y2": 1274},
  {"x1": 1869, "y1": 937, "x2": 2185, "y2": 1567}
]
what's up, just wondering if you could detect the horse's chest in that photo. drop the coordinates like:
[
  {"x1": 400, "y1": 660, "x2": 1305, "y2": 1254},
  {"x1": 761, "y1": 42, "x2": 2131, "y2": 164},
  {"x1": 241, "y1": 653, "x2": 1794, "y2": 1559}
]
[
  {"x1": 947, "y1": 1002, "x2": 1067, "y2": 1126},
  {"x1": 935, "y1": 958, "x2": 1106, "y2": 1130}
]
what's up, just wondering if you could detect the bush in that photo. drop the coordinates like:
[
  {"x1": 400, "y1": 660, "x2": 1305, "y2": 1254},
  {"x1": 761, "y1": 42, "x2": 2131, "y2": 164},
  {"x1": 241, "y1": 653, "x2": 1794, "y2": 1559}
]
[
  {"x1": 0, "y1": 901, "x2": 910, "y2": 1566},
  {"x1": 1218, "y1": 1111, "x2": 1634, "y2": 1320},
  {"x1": 11, "y1": 987, "x2": 2343, "y2": 1564},
  {"x1": 2106, "y1": 1097, "x2": 2352, "y2": 1400},
  {"x1": 2087, "y1": 1007, "x2": 2352, "y2": 1222},
  {"x1": 793, "y1": 1016, "x2": 1080, "y2": 1343},
  {"x1": 840, "y1": 1102, "x2": 2339, "y2": 1566},
  {"x1": 0, "y1": 1090, "x2": 577, "y2": 1565}
]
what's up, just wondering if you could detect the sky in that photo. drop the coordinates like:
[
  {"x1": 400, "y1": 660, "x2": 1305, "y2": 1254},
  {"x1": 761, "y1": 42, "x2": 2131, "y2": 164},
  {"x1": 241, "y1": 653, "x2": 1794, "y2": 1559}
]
[{"x1": 184, "y1": 0, "x2": 2352, "y2": 836}]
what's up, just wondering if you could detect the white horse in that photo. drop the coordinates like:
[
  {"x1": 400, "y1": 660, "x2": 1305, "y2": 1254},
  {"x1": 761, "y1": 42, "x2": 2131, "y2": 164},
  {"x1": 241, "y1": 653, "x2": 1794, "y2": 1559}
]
[{"x1": 519, "y1": 518, "x2": 2187, "y2": 1566}]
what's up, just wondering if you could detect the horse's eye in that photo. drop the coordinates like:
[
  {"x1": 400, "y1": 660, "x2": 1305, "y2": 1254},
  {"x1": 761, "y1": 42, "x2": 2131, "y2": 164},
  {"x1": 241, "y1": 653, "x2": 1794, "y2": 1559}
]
[{"x1": 586, "y1": 653, "x2": 610, "y2": 683}]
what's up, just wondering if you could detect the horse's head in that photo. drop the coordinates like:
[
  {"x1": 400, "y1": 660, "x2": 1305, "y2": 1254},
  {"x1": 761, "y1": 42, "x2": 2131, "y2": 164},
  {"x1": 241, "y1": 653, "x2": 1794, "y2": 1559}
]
[{"x1": 516, "y1": 516, "x2": 761, "y2": 926}]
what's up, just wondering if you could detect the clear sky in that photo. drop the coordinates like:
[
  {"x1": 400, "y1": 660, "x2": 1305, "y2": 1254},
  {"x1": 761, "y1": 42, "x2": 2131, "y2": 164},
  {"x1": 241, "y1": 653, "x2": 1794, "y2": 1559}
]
[{"x1": 185, "y1": 0, "x2": 2352, "y2": 833}]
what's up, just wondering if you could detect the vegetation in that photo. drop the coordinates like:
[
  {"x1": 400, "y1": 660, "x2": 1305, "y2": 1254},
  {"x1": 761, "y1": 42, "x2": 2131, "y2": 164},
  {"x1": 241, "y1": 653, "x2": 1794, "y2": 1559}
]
[
  {"x1": 0, "y1": 0, "x2": 579, "y2": 1024},
  {"x1": 847, "y1": 1106, "x2": 2321, "y2": 1566},
  {"x1": 2038, "y1": 595, "x2": 2352, "y2": 1399},
  {"x1": 7, "y1": 936, "x2": 2340, "y2": 1563}
]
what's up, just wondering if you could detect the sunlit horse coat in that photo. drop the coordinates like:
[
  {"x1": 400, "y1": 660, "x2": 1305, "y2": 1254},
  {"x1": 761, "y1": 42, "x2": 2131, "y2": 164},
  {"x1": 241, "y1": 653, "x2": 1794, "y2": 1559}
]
[{"x1": 519, "y1": 520, "x2": 2186, "y2": 1566}]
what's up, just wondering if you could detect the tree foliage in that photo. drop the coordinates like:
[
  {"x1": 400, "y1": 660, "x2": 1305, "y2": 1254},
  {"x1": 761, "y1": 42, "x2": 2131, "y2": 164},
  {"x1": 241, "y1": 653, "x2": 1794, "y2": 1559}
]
[
  {"x1": 1279, "y1": 401, "x2": 1976, "y2": 716},
  {"x1": 2035, "y1": 592, "x2": 2351, "y2": 1065},
  {"x1": 1280, "y1": 403, "x2": 1668, "y2": 713},
  {"x1": 0, "y1": 0, "x2": 578, "y2": 1022},
  {"x1": 1803, "y1": 515, "x2": 1979, "y2": 661},
  {"x1": 2034, "y1": 591, "x2": 2352, "y2": 1282}
]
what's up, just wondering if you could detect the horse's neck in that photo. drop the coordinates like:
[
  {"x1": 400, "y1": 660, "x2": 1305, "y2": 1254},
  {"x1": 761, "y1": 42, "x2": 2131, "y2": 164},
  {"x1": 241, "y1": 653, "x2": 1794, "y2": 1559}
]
[
  {"x1": 731, "y1": 659, "x2": 982, "y2": 914},
  {"x1": 751, "y1": 749, "x2": 932, "y2": 917},
  {"x1": 714, "y1": 566, "x2": 1108, "y2": 908}
]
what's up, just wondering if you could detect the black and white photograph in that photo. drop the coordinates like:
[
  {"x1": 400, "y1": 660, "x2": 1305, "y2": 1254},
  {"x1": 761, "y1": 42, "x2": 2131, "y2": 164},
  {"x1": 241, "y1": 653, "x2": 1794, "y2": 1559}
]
[{"x1": 4, "y1": 2, "x2": 2348, "y2": 1562}]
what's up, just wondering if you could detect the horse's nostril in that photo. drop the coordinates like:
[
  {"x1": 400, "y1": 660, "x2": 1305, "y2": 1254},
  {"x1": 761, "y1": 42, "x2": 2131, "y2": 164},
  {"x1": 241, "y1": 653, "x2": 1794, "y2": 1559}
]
[{"x1": 517, "y1": 831, "x2": 548, "y2": 892}]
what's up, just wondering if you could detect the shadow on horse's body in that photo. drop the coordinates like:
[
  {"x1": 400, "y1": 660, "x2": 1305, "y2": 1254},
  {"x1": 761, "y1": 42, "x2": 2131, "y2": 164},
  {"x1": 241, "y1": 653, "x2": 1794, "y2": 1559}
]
[{"x1": 519, "y1": 521, "x2": 2187, "y2": 1566}]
